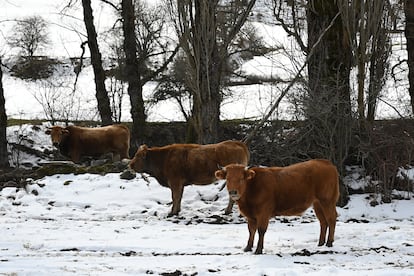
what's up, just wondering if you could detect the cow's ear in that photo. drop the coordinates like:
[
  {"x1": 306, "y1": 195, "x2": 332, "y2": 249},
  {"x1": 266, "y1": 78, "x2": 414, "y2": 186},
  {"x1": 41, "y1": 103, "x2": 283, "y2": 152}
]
[
  {"x1": 45, "y1": 129, "x2": 51, "y2": 135},
  {"x1": 215, "y1": 169, "x2": 226, "y2": 180},
  {"x1": 246, "y1": 169, "x2": 256, "y2": 181},
  {"x1": 62, "y1": 129, "x2": 70, "y2": 135}
]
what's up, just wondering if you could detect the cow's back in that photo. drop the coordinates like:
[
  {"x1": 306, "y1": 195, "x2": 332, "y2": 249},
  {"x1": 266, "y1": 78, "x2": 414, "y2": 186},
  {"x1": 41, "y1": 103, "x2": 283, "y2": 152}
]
[
  {"x1": 271, "y1": 159, "x2": 338, "y2": 192},
  {"x1": 215, "y1": 140, "x2": 249, "y2": 166},
  {"x1": 164, "y1": 144, "x2": 212, "y2": 184},
  {"x1": 306, "y1": 159, "x2": 339, "y2": 203},
  {"x1": 67, "y1": 125, "x2": 130, "y2": 158},
  {"x1": 164, "y1": 140, "x2": 249, "y2": 185},
  {"x1": 247, "y1": 159, "x2": 338, "y2": 216}
]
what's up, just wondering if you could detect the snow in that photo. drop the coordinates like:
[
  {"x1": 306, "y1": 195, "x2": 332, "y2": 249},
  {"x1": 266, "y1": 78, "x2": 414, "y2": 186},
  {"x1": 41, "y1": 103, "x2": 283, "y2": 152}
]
[
  {"x1": 1, "y1": 172, "x2": 414, "y2": 275},
  {"x1": 2, "y1": 124, "x2": 414, "y2": 274},
  {"x1": 1, "y1": 2, "x2": 414, "y2": 274}
]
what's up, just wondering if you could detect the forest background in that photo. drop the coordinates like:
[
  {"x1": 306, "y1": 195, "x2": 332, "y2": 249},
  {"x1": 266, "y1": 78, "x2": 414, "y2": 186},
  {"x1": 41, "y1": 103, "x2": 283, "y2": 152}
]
[{"x1": 1, "y1": 0, "x2": 414, "y2": 207}]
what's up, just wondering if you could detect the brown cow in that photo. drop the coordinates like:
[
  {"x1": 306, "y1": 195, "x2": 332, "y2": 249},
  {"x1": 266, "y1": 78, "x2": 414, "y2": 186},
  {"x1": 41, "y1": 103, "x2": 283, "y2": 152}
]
[
  {"x1": 45, "y1": 124, "x2": 130, "y2": 163},
  {"x1": 215, "y1": 159, "x2": 339, "y2": 254},
  {"x1": 129, "y1": 140, "x2": 250, "y2": 216}
]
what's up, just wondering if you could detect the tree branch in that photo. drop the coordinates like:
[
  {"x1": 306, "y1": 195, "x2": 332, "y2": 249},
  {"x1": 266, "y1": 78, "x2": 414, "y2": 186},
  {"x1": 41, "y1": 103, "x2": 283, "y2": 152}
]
[
  {"x1": 141, "y1": 43, "x2": 180, "y2": 84},
  {"x1": 99, "y1": 0, "x2": 119, "y2": 11},
  {"x1": 72, "y1": 40, "x2": 88, "y2": 93}
]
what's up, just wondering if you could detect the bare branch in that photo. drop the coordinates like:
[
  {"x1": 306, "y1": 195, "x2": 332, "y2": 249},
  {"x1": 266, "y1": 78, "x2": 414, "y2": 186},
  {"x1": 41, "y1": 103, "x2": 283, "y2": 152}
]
[
  {"x1": 142, "y1": 43, "x2": 180, "y2": 84},
  {"x1": 99, "y1": 0, "x2": 119, "y2": 11},
  {"x1": 272, "y1": 0, "x2": 307, "y2": 53},
  {"x1": 243, "y1": 11, "x2": 341, "y2": 145}
]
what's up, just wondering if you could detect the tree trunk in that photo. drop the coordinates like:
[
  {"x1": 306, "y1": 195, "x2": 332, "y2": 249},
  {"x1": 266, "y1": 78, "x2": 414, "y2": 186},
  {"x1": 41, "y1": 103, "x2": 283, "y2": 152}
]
[
  {"x1": 121, "y1": 0, "x2": 146, "y2": 148},
  {"x1": 367, "y1": 26, "x2": 389, "y2": 123},
  {"x1": 307, "y1": 0, "x2": 352, "y2": 206},
  {"x1": 357, "y1": 47, "x2": 366, "y2": 125},
  {"x1": 405, "y1": 0, "x2": 414, "y2": 114},
  {"x1": 0, "y1": 59, "x2": 9, "y2": 168},
  {"x1": 190, "y1": 0, "x2": 221, "y2": 144},
  {"x1": 82, "y1": 0, "x2": 113, "y2": 126}
]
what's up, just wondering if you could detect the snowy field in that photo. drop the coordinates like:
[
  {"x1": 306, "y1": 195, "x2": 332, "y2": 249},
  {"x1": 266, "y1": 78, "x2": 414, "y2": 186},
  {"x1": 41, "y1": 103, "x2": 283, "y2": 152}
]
[
  {"x1": 1, "y1": 2, "x2": 414, "y2": 275},
  {"x1": 2, "y1": 123, "x2": 414, "y2": 275},
  {"x1": 1, "y1": 171, "x2": 414, "y2": 275}
]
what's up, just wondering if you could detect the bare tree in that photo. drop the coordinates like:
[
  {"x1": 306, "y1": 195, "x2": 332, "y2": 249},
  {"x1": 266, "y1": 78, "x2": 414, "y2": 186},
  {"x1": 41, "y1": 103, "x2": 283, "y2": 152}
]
[
  {"x1": 81, "y1": 0, "x2": 113, "y2": 125},
  {"x1": 32, "y1": 78, "x2": 98, "y2": 124},
  {"x1": 167, "y1": 0, "x2": 256, "y2": 143},
  {"x1": 340, "y1": 0, "x2": 393, "y2": 126},
  {"x1": 0, "y1": 58, "x2": 9, "y2": 168},
  {"x1": 307, "y1": 0, "x2": 352, "y2": 206},
  {"x1": 152, "y1": 53, "x2": 192, "y2": 122},
  {"x1": 114, "y1": 0, "x2": 179, "y2": 147},
  {"x1": 154, "y1": 15, "x2": 268, "y2": 129},
  {"x1": 405, "y1": 0, "x2": 414, "y2": 114},
  {"x1": 366, "y1": 11, "x2": 392, "y2": 123},
  {"x1": 270, "y1": 0, "x2": 352, "y2": 205},
  {"x1": 121, "y1": 0, "x2": 146, "y2": 146},
  {"x1": 7, "y1": 16, "x2": 50, "y2": 58},
  {"x1": 107, "y1": 78, "x2": 125, "y2": 123}
]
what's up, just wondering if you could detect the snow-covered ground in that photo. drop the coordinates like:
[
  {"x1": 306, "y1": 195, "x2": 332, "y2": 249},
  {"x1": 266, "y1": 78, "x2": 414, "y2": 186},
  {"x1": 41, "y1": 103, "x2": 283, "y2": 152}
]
[
  {"x1": 2, "y1": 123, "x2": 414, "y2": 275},
  {"x1": 0, "y1": 172, "x2": 414, "y2": 275},
  {"x1": 1, "y1": 2, "x2": 414, "y2": 274}
]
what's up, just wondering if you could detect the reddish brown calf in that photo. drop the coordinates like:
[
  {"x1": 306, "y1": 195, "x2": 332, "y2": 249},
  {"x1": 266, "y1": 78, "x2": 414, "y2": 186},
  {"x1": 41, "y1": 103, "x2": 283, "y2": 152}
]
[{"x1": 215, "y1": 159, "x2": 339, "y2": 254}]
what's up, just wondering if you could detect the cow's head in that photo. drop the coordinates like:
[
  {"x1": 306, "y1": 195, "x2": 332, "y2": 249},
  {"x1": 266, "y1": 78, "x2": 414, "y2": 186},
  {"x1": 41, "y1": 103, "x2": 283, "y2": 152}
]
[
  {"x1": 129, "y1": 144, "x2": 148, "y2": 172},
  {"x1": 45, "y1": 126, "x2": 69, "y2": 148},
  {"x1": 215, "y1": 164, "x2": 255, "y2": 201}
]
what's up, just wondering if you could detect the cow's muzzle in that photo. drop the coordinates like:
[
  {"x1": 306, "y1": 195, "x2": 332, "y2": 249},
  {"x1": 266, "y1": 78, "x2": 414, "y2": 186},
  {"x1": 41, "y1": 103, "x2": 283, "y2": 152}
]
[
  {"x1": 53, "y1": 142, "x2": 60, "y2": 147},
  {"x1": 228, "y1": 190, "x2": 240, "y2": 201}
]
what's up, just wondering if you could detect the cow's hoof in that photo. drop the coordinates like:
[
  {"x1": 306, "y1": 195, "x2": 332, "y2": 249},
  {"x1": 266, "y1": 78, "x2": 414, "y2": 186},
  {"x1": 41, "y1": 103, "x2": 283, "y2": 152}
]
[
  {"x1": 326, "y1": 241, "x2": 333, "y2": 247},
  {"x1": 167, "y1": 212, "x2": 178, "y2": 218},
  {"x1": 254, "y1": 249, "x2": 263, "y2": 255}
]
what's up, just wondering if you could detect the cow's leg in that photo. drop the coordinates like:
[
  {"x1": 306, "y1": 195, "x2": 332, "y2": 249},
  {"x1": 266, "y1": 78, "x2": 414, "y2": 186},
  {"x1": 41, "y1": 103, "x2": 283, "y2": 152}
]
[
  {"x1": 112, "y1": 153, "x2": 121, "y2": 162},
  {"x1": 244, "y1": 218, "x2": 257, "y2": 252},
  {"x1": 168, "y1": 181, "x2": 184, "y2": 217},
  {"x1": 224, "y1": 196, "x2": 234, "y2": 215},
  {"x1": 324, "y1": 203, "x2": 337, "y2": 247},
  {"x1": 71, "y1": 151, "x2": 80, "y2": 163},
  {"x1": 313, "y1": 201, "x2": 328, "y2": 246},
  {"x1": 255, "y1": 217, "x2": 269, "y2": 254},
  {"x1": 222, "y1": 181, "x2": 234, "y2": 215},
  {"x1": 120, "y1": 146, "x2": 130, "y2": 160}
]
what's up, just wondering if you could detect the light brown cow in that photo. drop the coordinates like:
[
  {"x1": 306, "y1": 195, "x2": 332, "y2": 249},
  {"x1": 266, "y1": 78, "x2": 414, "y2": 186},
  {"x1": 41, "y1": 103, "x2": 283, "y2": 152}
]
[
  {"x1": 129, "y1": 140, "x2": 250, "y2": 216},
  {"x1": 215, "y1": 159, "x2": 339, "y2": 254},
  {"x1": 45, "y1": 124, "x2": 130, "y2": 163}
]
